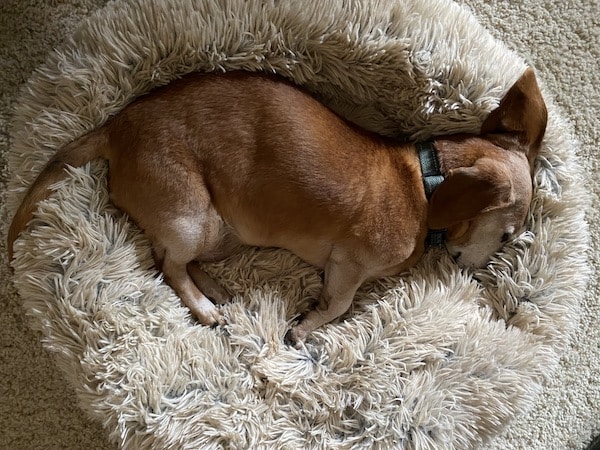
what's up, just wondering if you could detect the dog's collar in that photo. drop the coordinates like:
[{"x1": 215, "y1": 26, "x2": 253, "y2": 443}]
[
  {"x1": 417, "y1": 140, "x2": 444, "y2": 200},
  {"x1": 416, "y1": 140, "x2": 447, "y2": 248}
]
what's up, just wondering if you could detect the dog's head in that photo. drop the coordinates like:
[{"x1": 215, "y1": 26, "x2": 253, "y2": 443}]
[
  {"x1": 427, "y1": 68, "x2": 547, "y2": 268},
  {"x1": 427, "y1": 147, "x2": 532, "y2": 267}
]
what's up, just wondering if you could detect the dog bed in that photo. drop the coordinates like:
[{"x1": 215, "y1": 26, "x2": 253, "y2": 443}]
[{"x1": 7, "y1": 0, "x2": 589, "y2": 448}]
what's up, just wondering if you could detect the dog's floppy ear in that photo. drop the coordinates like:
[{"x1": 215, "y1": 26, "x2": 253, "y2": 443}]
[
  {"x1": 481, "y1": 67, "x2": 548, "y2": 168},
  {"x1": 427, "y1": 158, "x2": 512, "y2": 230}
]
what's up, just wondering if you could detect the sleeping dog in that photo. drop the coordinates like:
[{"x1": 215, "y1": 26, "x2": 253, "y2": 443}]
[{"x1": 8, "y1": 68, "x2": 547, "y2": 347}]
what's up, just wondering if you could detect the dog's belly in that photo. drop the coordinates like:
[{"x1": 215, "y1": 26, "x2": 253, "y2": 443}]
[
  {"x1": 228, "y1": 220, "x2": 334, "y2": 269},
  {"x1": 221, "y1": 210, "x2": 424, "y2": 278}
]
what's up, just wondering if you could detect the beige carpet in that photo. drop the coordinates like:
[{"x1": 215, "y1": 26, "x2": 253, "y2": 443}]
[{"x1": 0, "y1": 0, "x2": 598, "y2": 449}]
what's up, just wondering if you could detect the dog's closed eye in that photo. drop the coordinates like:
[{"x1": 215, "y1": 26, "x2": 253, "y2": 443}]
[{"x1": 501, "y1": 225, "x2": 519, "y2": 244}]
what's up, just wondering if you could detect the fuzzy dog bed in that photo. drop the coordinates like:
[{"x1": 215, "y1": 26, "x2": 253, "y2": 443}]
[{"x1": 7, "y1": 0, "x2": 589, "y2": 448}]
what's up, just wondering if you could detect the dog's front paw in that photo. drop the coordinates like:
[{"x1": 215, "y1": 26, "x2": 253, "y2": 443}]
[
  {"x1": 284, "y1": 328, "x2": 300, "y2": 348},
  {"x1": 284, "y1": 326, "x2": 306, "y2": 349}
]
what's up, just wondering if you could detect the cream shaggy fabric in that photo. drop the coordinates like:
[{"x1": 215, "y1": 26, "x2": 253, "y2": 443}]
[{"x1": 0, "y1": 0, "x2": 596, "y2": 449}]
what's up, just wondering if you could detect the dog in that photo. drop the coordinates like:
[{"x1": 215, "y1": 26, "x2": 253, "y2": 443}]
[{"x1": 8, "y1": 68, "x2": 547, "y2": 347}]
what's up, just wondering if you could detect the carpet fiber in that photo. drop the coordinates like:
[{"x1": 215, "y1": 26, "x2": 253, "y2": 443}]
[{"x1": 0, "y1": 0, "x2": 598, "y2": 449}]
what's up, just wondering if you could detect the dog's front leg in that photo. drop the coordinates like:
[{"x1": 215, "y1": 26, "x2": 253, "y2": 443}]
[{"x1": 285, "y1": 253, "x2": 365, "y2": 348}]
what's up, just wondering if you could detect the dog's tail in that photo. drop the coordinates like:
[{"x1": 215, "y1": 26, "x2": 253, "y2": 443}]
[{"x1": 7, "y1": 128, "x2": 109, "y2": 261}]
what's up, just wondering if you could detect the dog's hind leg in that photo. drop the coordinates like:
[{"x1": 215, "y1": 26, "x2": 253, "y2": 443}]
[
  {"x1": 158, "y1": 247, "x2": 226, "y2": 327},
  {"x1": 187, "y1": 262, "x2": 232, "y2": 305},
  {"x1": 150, "y1": 213, "x2": 231, "y2": 327},
  {"x1": 187, "y1": 225, "x2": 241, "y2": 305}
]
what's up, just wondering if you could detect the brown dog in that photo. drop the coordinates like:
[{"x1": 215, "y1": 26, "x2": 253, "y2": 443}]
[{"x1": 8, "y1": 69, "x2": 547, "y2": 346}]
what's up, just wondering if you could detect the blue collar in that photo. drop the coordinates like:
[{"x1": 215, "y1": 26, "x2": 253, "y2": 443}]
[{"x1": 416, "y1": 141, "x2": 447, "y2": 248}]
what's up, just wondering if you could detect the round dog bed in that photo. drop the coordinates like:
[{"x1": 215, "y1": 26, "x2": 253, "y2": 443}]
[{"x1": 7, "y1": 0, "x2": 589, "y2": 448}]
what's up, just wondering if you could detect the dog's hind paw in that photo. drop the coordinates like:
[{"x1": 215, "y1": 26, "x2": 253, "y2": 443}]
[
  {"x1": 209, "y1": 312, "x2": 227, "y2": 328},
  {"x1": 213, "y1": 307, "x2": 229, "y2": 328},
  {"x1": 189, "y1": 299, "x2": 226, "y2": 328}
]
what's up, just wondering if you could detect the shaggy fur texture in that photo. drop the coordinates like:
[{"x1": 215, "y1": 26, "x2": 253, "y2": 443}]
[{"x1": 5, "y1": 0, "x2": 589, "y2": 448}]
